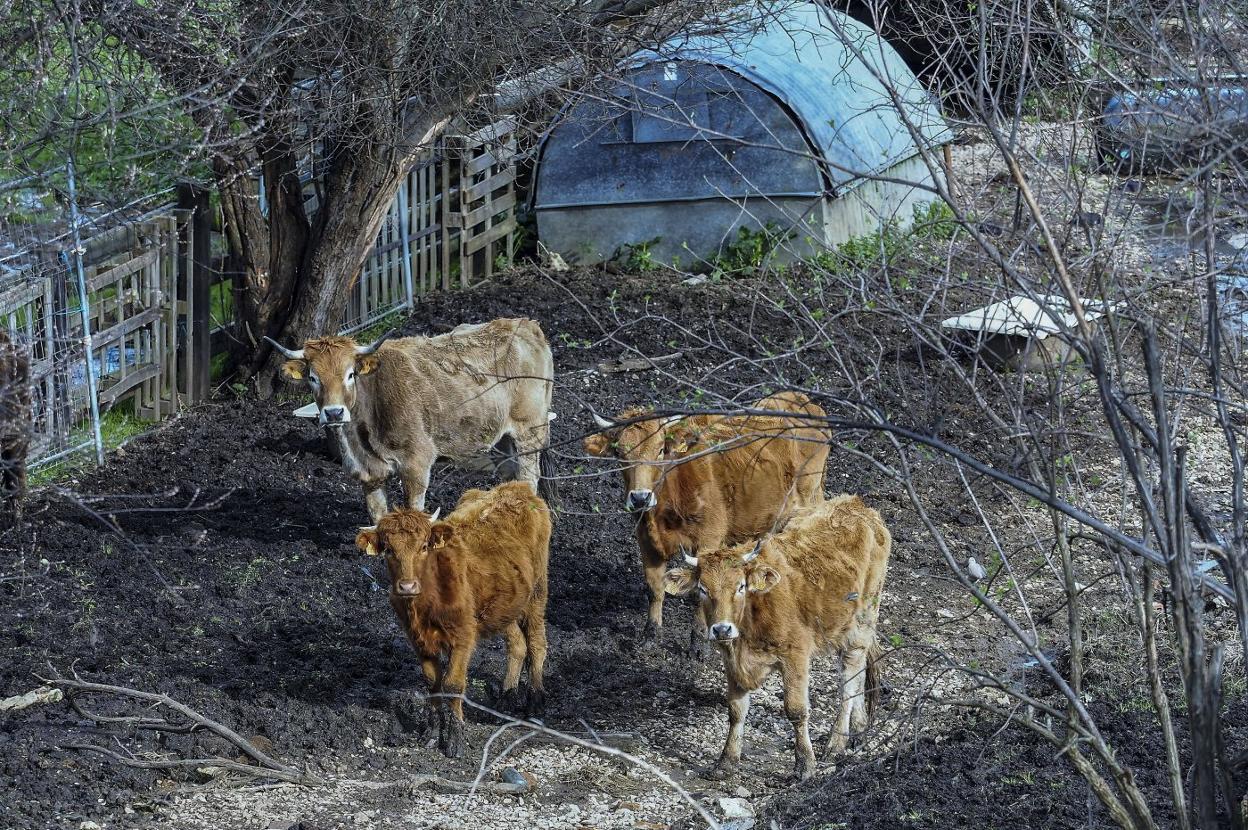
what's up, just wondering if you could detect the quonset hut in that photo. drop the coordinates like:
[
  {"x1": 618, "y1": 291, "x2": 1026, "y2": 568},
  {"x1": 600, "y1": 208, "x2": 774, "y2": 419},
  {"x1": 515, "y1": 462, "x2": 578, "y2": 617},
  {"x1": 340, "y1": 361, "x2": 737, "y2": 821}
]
[{"x1": 533, "y1": 2, "x2": 953, "y2": 267}]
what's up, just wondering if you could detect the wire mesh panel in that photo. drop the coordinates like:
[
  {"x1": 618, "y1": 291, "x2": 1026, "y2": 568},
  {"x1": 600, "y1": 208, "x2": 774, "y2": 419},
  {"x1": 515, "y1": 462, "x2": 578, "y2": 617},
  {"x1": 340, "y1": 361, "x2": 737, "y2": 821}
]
[{"x1": 0, "y1": 205, "x2": 192, "y2": 468}]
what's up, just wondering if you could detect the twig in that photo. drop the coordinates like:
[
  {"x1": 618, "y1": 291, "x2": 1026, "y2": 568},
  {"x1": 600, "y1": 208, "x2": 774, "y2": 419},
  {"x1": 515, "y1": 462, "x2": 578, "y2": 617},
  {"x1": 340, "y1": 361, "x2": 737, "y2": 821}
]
[
  {"x1": 58, "y1": 742, "x2": 320, "y2": 786},
  {"x1": 39, "y1": 670, "x2": 318, "y2": 783}
]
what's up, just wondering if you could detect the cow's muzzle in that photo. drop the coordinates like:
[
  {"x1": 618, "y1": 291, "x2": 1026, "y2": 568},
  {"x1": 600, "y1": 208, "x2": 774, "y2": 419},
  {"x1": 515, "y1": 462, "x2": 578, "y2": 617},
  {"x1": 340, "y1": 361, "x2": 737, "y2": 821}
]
[
  {"x1": 709, "y1": 622, "x2": 739, "y2": 641},
  {"x1": 394, "y1": 580, "x2": 420, "y2": 597},
  {"x1": 320, "y1": 405, "x2": 351, "y2": 427},
  {"x1": 626, "y1": 489, "x2": 656, "y2": 512}
]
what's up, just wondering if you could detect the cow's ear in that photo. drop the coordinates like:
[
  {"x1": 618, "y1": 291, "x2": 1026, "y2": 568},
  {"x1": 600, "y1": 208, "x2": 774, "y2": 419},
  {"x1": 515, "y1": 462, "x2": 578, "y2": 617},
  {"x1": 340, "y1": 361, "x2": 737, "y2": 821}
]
[
  {"x1": 663, "y1": 568, "x2": 695, "y2": 596},
  {"x1": 356, "y1": 528, "x2": 380, "y2": 556},
  {"x1": 281, "y1": 360, "x2": 307, "y2": 381},
  {"x1": 584, "y1": 433, "x2": 611, "y2": 456},
  {"x1": 429, "y1": 524, "x2": 454, "y2": 549},
  {"x1": 746, "y1": 565, "x2": 781, "y2": 594},
  {"x1": 357, "y1": 354, "x2": 380, "y2": 375}
]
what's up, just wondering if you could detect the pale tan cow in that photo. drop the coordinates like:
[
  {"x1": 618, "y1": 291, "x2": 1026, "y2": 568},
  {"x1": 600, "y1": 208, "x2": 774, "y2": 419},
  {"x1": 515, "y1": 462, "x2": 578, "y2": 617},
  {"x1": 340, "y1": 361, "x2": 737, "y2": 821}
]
[{"x1": 268, "y1": 318, "x2": 555, "y2": 521}]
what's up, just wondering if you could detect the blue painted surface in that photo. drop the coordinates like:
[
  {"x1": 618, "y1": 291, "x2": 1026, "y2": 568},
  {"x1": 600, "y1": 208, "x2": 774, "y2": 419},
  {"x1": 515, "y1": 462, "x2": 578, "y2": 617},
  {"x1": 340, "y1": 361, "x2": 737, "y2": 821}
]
[
  {"x1": 629, "y1": 2, "x2": 951, "y2": 190},
  {"x1": 533, "y1": 1, "x2": 951, "y2": 264},
  {"x1": 1102, "y1": 86, "x2": 1248, "y2": 168}
]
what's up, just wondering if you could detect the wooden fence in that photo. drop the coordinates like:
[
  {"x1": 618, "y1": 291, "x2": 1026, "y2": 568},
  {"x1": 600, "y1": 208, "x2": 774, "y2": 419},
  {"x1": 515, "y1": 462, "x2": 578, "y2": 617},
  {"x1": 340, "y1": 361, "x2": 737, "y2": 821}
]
[
  {"x1": 342, "y1": 117, "x2": 519, "y2": 331},
  {"x1": 0, "y1": 118, "x2": 518, "y2": 470},
  {"x1": 0, "y1": 202, "x2": 206, "y2": 467}
]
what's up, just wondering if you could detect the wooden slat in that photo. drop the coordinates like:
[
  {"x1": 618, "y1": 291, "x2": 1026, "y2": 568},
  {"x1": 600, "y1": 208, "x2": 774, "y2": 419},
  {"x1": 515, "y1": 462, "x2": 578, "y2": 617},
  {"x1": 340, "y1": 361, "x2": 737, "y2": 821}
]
[
  {"x1": 462, "y1": 170, "x2": 514, "y2": 203},
  {"x1": 465, "y1": 150, "x2": 511, "y2": 177},
  {"x1": 87, "y1": 249, "x2": 159, "y2": 292},
  {"x1": 462, "y1": 220, "x2": 516, "y2": 256},
  {"x1": 461, "y1": 192, "x2": 516, "y2": 229},
  {"x1": 99, "y1": 363, "x2": 160, "y2": 406},
  {"x1": 92, "y1": 305, "x2": 162, "y2": 351}
]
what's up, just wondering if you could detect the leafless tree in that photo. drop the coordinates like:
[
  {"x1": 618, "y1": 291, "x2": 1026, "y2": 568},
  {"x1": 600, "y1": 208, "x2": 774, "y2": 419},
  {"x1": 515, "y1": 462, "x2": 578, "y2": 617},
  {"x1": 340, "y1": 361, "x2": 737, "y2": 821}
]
[{"x1": 0, "y1": 0, "x2": 722, "y2": 390}]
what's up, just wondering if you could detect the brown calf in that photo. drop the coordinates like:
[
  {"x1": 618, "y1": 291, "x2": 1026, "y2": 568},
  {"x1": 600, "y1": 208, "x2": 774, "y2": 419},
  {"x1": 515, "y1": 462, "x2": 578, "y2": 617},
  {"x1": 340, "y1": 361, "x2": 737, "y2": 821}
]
[
  {"x1": 356, "y1": 481, "x2": 551, "y2": 758},
  {"x1": 665, "y1": 494, "x2": 891, "y2": 781},
  {"x1": 585, "y1": 392, "x2": 830, "y2": 653}
]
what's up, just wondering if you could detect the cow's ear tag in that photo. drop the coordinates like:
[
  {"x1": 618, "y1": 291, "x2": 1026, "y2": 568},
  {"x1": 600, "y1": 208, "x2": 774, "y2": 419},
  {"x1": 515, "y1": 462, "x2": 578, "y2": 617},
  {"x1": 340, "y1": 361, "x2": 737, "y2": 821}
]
[
  {"x1": 429, "y1": 525, "x2": 454, "y2": 549},
  {"x1": 356, "y1": 527, "x2": 380, "y2": 556}
]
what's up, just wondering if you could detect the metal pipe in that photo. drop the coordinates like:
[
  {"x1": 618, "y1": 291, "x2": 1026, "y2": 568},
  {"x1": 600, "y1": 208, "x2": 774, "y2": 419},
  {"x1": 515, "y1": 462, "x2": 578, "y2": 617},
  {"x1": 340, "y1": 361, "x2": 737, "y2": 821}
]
[
  {"x1": 397, "y1": 172, "x2": 415, "y2": 310},
  {"x1": 63, "y1": 158, "x2": 105, "y2": 466}
]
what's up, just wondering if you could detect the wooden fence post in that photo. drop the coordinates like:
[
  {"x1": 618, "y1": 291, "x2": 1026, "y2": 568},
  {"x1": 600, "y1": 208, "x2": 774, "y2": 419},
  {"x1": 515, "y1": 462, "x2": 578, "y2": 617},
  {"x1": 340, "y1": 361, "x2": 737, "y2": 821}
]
[
  {"x1": 0, "y1": 331, "x2": 31, "y2": 529},
  {"x1": 44, "y1": 249, "x2": 73, "y2": 447},
  {"x1": 178, "y1": 183, "x2": 212, "y2": 402}
]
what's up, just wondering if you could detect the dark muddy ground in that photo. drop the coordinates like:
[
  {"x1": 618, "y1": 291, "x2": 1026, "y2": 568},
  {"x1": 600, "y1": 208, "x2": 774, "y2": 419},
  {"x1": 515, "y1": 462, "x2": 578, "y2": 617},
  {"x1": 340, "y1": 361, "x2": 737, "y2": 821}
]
[{"x1": 1, "y1": 266, "x2": 1243, "y2": 829}]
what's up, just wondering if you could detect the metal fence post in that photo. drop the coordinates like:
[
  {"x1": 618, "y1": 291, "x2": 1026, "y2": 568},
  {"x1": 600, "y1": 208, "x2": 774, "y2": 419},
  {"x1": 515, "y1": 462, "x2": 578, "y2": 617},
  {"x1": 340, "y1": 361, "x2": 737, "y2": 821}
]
[
  {"x1": 397, "y1": 172, "x2": 415, "y2": 310},
  {"x1": 63, "y1": 159, "x2": 105, "y2": 466}
]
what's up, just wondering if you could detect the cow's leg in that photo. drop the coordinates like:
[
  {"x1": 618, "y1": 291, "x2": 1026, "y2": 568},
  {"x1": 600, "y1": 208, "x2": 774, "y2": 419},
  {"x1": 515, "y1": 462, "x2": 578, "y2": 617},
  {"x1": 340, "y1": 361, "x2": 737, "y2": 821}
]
[
  {"x1": 364, "y1": 481, "x2": 389, "y2": 523},
  {"x1": 496, "y1": 622, "x2": 527, "y2": 714},
  {"x1": 521, "y1": 602, "x2": 548, "y2": 717},
  {"x1": 828, "y1": 645, "x2": 868, "y2": 757},
  {"x1": 687, "y1": 601, "x2": 710, "y2": 661},
  {"x1": 511, "y1": 426, "x2": 544, "y2": 492},
  {"x1": 418, "y1": 655, "x2": 443, "y2": 744},
  {"x1": 781, "y1": 656, "x2": 816, "y2": 781},
  {"x1": 400, "y1": 449, "x2": 434, "y2": 512},
  {"x1": 438, "y1": 638, "x2": 476, "y2": 759},
  {"x1": 640, "y1": 545, "x2": 666, "y2": 643},
  {"x1": 707, "y1": 677, "x2": 749, "y2": 779}
]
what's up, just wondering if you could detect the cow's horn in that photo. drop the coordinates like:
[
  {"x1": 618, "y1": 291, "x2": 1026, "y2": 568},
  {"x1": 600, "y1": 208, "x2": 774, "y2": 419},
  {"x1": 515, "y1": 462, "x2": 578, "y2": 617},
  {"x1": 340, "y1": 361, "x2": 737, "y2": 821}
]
[
  {"x1": 264, "y1": 336, "x2": 304, "y2": 360},
  {"x1": 429, "y1": 507, "x2": 441, "y2": 522},
  {"x1": 679, "y1": 545, "x2": 698, "y2": 568},
  {"x1": 592, "y1": 412, "x2": 614, "y2": 430},
  {"x1": 742, "y1": 543, "x2": 762, "y2": 564},
  {"x1": 355, "y1": 329, "x2": 394, "y2": 356}
]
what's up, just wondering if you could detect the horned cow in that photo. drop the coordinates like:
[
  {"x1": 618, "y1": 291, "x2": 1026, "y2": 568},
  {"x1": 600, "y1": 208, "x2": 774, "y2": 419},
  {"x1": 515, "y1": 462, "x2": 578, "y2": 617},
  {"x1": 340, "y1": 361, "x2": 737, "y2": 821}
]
[
  {"x1": 664, "y1": 494, "x2": 891, "y2": 781},
  {"x1": 585, "y1": 392, "x2": 830, "y2": 654},
  {"x1": 356, "y1": 481, "x2": 551, "y2": 758},
  {"x1": 268, "y1": 318, "x2": 556, "y2": 522}
]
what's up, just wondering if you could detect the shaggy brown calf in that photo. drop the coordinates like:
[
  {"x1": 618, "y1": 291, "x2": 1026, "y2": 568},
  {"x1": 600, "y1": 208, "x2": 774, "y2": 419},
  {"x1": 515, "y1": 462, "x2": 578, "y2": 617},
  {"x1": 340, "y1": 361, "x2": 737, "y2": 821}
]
[
  {"x1": 356, "y1": 481, "x2": 551, "y2": 757},
  {"x1": 665, "y1": 494, "x2": 891, "y2": 781},
  {"x1": 270, "y1": 318, "x2": 556, "y2": 521},
  {"x1": 585, "y1": 391, "x2": 830, "y2": 652}
]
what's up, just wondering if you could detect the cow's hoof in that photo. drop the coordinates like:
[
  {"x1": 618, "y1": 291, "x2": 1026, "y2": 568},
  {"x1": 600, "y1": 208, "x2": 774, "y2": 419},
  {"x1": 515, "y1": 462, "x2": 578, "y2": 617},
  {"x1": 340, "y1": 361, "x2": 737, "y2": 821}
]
[
  {"x1": 525, "y1": 688, "x2": 547, "y2": 719},
  {"x1": 824, "y1": 732, "x2": 849, "y2": 758},
  {"x1": 702, "y1": 760, "x2": 738, "y2": 781},
  {"x1": 418, "y1": 708, "x2": 441, "y2": 745},
  {"x1": 494, "y1": 685, "x2": 523, "y2": 715},
  {"x1": 686, "y1": 634, "x2": 711, "y2": 661},
  {"x1": 792, "y1": 756, "x2": 815, "y2": 782},
  {"x1": 439, "y1": 717, "x2": 467, "y2": 759}
]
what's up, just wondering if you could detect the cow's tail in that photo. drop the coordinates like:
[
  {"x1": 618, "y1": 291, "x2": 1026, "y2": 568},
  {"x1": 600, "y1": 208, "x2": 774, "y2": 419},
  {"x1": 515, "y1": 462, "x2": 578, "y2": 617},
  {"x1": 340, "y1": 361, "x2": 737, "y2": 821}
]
[
  {"x1": 865, "y1": 639, "x2": 883, "y2": 718},
  {"x1": 538, "y1": 446, "x2": 561, "y2": 519}
]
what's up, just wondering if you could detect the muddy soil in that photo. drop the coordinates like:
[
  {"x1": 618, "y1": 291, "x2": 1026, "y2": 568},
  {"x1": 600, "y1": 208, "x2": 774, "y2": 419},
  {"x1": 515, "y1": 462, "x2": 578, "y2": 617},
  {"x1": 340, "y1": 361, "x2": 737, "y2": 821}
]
[{"x1": 1, "y1": 246, "x2": 1244, "y2": 826}]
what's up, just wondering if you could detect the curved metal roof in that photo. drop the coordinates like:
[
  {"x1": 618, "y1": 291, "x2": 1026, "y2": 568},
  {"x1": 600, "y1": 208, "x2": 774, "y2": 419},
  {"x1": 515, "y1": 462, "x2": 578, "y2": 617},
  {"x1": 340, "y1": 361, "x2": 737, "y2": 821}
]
[{"x1": 630, "y1": 2, "x2": 952, "y2": 191}]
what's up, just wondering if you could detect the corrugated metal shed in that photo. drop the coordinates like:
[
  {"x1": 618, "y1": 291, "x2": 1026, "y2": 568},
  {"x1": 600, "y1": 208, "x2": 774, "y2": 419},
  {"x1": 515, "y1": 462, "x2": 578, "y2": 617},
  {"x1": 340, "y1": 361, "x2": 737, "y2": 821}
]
[
  {"x1": 629, "y1": 2, "x2": 951, "y2": 192},
  {"x1": 534, "y1": 1, "x2": 952, "y2": 266}
]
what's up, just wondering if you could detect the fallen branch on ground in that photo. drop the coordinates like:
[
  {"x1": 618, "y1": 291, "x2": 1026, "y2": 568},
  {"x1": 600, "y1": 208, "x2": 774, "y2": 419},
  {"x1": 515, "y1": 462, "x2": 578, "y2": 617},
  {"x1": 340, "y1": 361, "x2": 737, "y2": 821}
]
[{"x1": 39, "y1": 669, "x2": 322, "y2": 786}]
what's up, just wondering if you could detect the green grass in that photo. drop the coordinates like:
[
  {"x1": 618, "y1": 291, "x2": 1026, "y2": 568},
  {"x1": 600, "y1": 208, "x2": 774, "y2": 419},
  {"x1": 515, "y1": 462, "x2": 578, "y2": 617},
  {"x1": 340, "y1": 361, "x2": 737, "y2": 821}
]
[
  {"x1": 352, "y1": 309, "x2": 410, "y2": 345},
  {"x1": 209, "y1": 277, "x2": 234, "y2": 330},
  {"x1": 29, "y1": 403, "x2": 153, "y2": 486}
]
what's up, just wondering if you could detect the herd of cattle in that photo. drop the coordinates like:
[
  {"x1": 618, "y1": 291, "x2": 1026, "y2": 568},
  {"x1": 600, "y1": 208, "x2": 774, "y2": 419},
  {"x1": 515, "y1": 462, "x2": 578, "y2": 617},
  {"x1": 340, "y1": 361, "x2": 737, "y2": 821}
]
[{"x1": 267, "y1": 317, "x2": 892, "y2": 781}]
